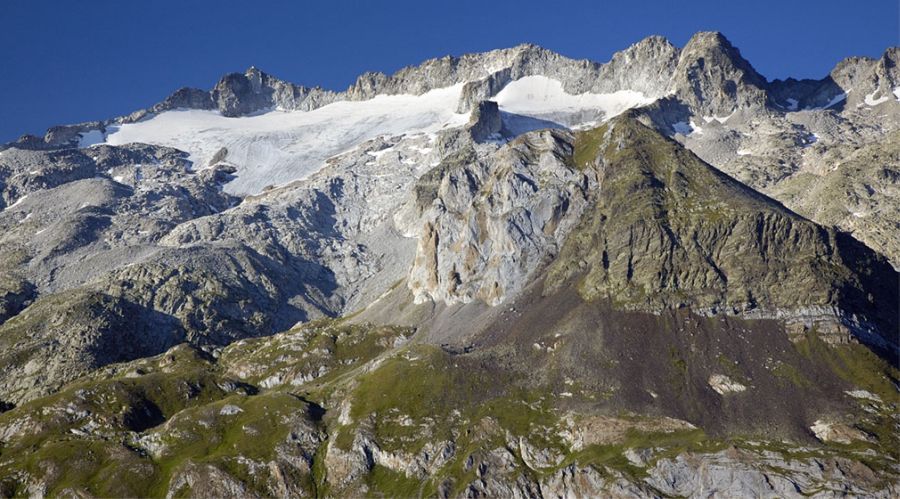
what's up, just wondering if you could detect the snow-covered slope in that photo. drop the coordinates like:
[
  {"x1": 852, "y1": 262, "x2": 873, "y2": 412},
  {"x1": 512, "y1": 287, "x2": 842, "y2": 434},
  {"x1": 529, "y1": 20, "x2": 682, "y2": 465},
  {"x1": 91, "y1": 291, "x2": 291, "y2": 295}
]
[
  {"x1": 105, "y1": 84, "x2": 469, "y2": 194},
  {"x1": 102, "y1": 76, "x2": 660, "y2": 195},
  {"x1": 494, "y1": 75, "x2": 654, "y2": 128}
]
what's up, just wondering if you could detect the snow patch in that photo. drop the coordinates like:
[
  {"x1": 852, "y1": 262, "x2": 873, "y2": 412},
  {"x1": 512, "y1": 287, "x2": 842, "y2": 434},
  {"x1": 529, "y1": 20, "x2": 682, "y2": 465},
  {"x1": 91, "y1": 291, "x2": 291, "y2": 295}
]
[
  {"x1": 736, "y1": 149, "x2": 752, "y2": 156},
  {"x1": 7, "y1": 195, "x2": 27, "y2": 209},
  {"x1": 702, "y1": 112, "x2": 734, "y2": 124},
  {"x1": 366, "y1": 147, "x2": 395, "y2": 159},
  {"x1": 494, "y1": 75, "x2": 654, "y2": 126},
  {"x1": 819, "y1": 92, "x2": 847, "y2": 110},
  {"x1": 894, "y1": 88, "x2": 900, "y2": 101},
  {"x1": 864, "y1": 91, "x2": 890, "y2": 106},
  {"x1": 78, "y1": 130, "x2": 105, "y2": 148},
  {"x1": 784, "y1": 98, "x2": 799, "y2": 111},
  {"x1": 106, "y1": 84, "x2": 469, "y2": 195}
]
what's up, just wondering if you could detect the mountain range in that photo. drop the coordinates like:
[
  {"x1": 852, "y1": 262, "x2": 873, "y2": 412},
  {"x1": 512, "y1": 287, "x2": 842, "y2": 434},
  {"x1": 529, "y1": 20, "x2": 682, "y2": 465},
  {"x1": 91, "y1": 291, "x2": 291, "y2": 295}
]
[{"x1": 0, "y1": 31, "x2": 898, "y2": 497}]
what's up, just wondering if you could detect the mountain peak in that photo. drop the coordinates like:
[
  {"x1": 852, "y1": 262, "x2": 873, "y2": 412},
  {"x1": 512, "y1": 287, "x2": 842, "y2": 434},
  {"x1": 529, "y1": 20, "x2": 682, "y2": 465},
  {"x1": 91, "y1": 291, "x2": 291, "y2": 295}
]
[
  {"x1": 685, "y1": 30, "x2": 731, "y2": 46},
  {"x1": 671, "y1": 31, "x2": 768, "y2": 114},
  {"x1": 549, "y1": 116, "x2": 897, "y2": 348},
  {"x1": 630, "y1": 34, "x2": 677, "y2": 52}
]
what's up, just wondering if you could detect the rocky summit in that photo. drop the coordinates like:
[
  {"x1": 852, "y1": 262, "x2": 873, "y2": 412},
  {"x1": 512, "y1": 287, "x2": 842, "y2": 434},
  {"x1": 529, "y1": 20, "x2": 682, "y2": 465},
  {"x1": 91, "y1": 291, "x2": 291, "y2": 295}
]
[{"x1": 0, "y1": 31, "x2": 899, "y2": 498}]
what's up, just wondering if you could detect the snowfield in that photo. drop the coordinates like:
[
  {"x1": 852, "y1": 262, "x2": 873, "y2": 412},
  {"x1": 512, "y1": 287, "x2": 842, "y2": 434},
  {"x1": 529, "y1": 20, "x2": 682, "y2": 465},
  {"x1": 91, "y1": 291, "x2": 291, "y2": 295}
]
[
  {"x1": 103, "y1": 76, "x2": 658, "y2": 195},
  {"x1": 105, "y1": 84, "x2": 469, "y2": 195},
  {"x1": 494, "y1": 75, "x2": 653, "y2": 126},
  {"x1": 864, "y1": 91, "x2": 890, "y2": 106}
]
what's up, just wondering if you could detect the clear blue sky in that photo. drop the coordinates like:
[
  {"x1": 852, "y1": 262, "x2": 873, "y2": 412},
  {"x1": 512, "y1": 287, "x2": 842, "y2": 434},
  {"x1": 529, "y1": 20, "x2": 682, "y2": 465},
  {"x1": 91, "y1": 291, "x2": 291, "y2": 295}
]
[{"x1": 1, "y1": 0, "x2": 897, "y2": 142}]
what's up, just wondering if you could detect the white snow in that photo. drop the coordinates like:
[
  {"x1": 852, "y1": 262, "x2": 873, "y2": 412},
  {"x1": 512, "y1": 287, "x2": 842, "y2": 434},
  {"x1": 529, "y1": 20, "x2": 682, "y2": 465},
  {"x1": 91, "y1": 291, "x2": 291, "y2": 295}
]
[
  {"x1": 864, "y1": 91, "x2": 890, "y2": 106},
  {"x1": 736, "y1": 149, "x2": 752, "y2": 156},
  {"x1": 894, "y1": 88, "x2": 900, "y2": 101},
  {"x1": 105, "y1": 84, "x2": 469, "y2": 195},
  {"x1": 366, "y1": 146, "x2": 395, "y2": 159},
  {"x1": 7, "y1": 194, "x2": 27, "y2": 209},
  {"x1": 483, "y1": 61, "x2": 510, "y2": 75},
  {"x1": 702, "y1": 112, "x2": 735, "y2": 124},
  {"x1": 101, "y1": 76, "x2": 660, "y2": 195},
  {"x1": 689, "y1": 120, "x2": 704, "y2": 134},
  {"x1": 784, "y1": 98, "x2": 799, "y2": 111},
  {"x1": 672, "y1": 120, "x2": 705, "y2": 136},
  {"x1": 821, "y1": 92, "x2": 847, "y2": 109},
  {"x1": 78, "y1": 130, "x2": 105, "y2": 148},
  {"x1": 493, "y1": 75, "x2": 654, "y2": 126}
]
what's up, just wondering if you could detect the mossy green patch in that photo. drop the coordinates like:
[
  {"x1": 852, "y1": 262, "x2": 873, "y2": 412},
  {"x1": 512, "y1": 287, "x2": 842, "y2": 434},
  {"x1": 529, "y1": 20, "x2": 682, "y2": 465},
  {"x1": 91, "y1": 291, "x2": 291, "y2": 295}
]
[
  {"x1": 573, "y1": 125, "x2": 610, "y2": 169},
  {"x1": 366, "y1": 465, "x2": 426, "y2": 498}
]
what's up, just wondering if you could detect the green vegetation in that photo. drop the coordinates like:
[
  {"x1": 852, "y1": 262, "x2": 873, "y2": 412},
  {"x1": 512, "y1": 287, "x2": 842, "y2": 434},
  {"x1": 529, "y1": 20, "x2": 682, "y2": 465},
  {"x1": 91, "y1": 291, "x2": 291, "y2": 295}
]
[
  {"x1": 367, "y1": 465, "x2": 425, "y2": 498},
  {"x1": 566, "y1": 427, "x2": 713, "y2": 479},
  {"x1": 769, "y1": 360, "x2": 813, "y2": 388},
  {"x1": 0, "y1": 320, "x2": 406, "y2": 497},
  {"x1": 573, "y1": 124, "x2": 610, "y2": 169}
]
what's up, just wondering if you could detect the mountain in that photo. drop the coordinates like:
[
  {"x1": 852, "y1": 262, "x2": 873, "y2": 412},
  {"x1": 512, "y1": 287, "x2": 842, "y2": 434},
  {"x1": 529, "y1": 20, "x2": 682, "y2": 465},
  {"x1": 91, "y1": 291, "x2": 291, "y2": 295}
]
[{"x1": 0, "y1": 32, "x2": 898, "y2": 497}]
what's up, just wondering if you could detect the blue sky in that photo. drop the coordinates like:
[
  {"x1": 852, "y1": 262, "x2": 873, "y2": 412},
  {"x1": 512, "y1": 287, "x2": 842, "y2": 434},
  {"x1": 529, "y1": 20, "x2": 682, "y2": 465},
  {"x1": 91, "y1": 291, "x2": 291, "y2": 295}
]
[{"x1": 1, "y1": 0, "x2": 897, "y2": 142}]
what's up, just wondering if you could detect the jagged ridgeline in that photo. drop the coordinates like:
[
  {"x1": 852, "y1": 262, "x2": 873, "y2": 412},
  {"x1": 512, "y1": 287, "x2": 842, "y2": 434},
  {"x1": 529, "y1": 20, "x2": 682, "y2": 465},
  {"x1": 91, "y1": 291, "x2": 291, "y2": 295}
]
[{"x1": 0, "y1": 31, "x2": 899, "y2": 497}]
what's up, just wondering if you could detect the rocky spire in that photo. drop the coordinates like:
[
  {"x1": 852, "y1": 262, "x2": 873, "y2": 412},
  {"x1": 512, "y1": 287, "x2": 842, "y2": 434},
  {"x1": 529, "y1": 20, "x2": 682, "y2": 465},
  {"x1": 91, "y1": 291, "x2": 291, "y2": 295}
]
[
  {"x1": 593, "y1": 35, "x2": 680, "y2": 96},
  {"x1": 669, "y1": 31, "x2": 769, "y2": 115}
]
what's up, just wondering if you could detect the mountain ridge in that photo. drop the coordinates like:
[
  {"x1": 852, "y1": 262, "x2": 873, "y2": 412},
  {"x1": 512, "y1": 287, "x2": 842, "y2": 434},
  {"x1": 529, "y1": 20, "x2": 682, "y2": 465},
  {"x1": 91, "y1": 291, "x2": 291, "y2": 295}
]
[
  {"x1": 6, "y1": 32, "x2": 899, "y2": 153},
  {"x1": 0, "y1": 31, "x2": 898, "y2": 497}
]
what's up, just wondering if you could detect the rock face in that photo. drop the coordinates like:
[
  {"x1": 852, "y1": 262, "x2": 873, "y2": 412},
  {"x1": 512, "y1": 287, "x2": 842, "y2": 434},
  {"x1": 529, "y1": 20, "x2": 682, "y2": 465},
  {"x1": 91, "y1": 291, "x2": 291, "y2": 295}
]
[
  {"x1": 670, "y1": 31, "x2": 769, "y2": 115},
  {"x1": 210, "y1": 67, "x2": 338, "y2": 117},
  {"x1": 0, "y1": 31, "x2": 898, "y2": 497},
  {"x1": 405, "y1": 129, "x2": 593, "y2": 305}
]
